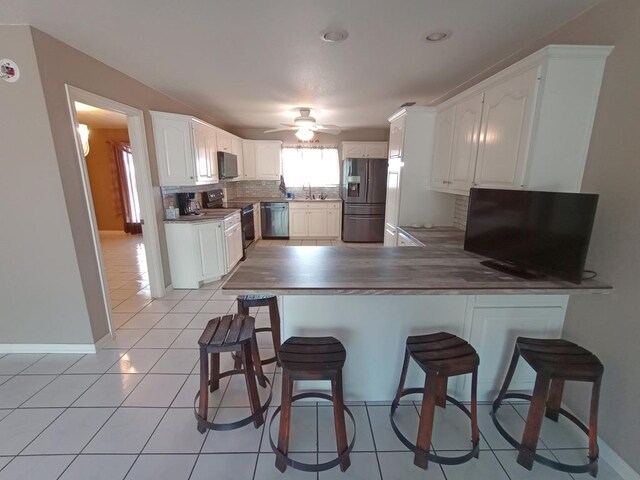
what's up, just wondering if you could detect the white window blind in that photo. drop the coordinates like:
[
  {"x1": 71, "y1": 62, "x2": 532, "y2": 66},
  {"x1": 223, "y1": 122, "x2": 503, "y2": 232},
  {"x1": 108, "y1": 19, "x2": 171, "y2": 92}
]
[{"x1": 282, "y1": 146, "x2": 340, "y2": 187}]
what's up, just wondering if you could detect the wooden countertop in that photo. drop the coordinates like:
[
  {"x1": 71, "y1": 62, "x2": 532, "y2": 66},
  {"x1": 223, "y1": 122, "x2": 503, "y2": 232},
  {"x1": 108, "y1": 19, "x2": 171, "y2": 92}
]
[{"x1": 223, "y1": 228, "x2": 611, "y2": 295}]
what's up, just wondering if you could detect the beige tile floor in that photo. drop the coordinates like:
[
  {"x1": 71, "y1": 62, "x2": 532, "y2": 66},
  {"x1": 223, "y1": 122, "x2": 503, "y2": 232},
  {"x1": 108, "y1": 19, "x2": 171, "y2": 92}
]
[{"x1": 0, "y1": 233, "x2": 625, "y2": 480}]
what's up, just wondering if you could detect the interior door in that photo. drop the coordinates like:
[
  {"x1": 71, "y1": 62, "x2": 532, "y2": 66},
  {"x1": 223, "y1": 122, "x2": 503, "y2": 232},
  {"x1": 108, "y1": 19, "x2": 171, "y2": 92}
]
[{"x1": 475, "y1": 66, "x2": 540, "y2": 189}]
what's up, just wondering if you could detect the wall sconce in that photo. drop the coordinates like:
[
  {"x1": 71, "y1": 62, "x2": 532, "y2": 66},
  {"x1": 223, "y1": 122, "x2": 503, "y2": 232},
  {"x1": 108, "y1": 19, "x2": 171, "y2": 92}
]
[{"x1": 78, "y1": 124, "x2": 90, "y2": 156}]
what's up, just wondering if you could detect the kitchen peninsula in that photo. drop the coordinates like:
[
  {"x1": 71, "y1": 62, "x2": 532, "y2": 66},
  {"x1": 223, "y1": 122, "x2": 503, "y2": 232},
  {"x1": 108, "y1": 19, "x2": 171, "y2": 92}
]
[{"x1": 223, "y1": 228, "x2": 610, "y2": 401}]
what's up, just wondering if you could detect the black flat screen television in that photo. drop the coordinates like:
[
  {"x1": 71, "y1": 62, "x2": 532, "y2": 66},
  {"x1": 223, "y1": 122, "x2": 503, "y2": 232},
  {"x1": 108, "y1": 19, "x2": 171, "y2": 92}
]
[{"x1": 464, "y1": 188, "x2": 599, "y2": 283}]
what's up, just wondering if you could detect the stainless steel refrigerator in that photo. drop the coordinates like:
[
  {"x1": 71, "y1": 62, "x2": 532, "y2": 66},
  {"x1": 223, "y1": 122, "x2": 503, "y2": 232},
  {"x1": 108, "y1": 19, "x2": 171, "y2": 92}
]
[{"x1": 341, "y1": 157, "x2": 388, "y2": 242}]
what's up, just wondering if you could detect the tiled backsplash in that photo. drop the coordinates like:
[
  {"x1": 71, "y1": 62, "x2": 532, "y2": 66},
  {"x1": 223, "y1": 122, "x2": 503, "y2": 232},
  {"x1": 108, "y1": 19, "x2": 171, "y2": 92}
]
[
  {"x1": 453, "y1": 195, "x2": 469, "y2": 230},
  {"x1": 161, "y1": 180, "x2": 341, "y2": 211},
  {"x1": 232, "y1": 180, "x2": 340, "y2": 200}
]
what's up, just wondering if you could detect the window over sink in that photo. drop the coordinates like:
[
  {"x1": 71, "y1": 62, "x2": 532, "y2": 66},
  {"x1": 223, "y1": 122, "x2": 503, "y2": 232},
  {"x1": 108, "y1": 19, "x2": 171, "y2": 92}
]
[{"x1": 282, "y1": 145, "x2": 339, "y2": 187}]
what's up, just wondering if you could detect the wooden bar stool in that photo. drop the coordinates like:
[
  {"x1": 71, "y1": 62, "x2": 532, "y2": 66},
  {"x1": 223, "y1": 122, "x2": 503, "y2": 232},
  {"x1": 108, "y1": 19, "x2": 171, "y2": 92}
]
[
  {"x1": 269, "y1": 336, "x2": 356, "y2": 473},
  {"x1": 391, "y1": 332, "x2": 480, "y2": 470},
  {"x1": 234, "y1": 294, "x2": 281, "y2": 367},
  {"x1": 492, "y1": 337, "x2": 603, "y2": 477},
  {"x1": 194, "y1": 314, "x2": 271, "y2": 433}
]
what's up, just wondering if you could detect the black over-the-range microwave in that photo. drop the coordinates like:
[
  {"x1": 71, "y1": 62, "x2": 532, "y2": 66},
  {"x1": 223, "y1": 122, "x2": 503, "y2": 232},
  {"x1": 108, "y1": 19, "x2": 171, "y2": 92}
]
[{"x1": 217, "y1": 151, "x2": 238, "y2": 179}]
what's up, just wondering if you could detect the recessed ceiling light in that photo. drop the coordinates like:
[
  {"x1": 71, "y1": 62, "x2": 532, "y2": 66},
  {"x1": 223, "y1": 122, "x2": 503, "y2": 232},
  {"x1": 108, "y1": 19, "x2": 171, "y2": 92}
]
[
  {"x1": 322, "y1": 30, "x2": 349, "y2": 43},
  {"x1": 425, "y1": 31, "x2": 451, "y2": 42}
]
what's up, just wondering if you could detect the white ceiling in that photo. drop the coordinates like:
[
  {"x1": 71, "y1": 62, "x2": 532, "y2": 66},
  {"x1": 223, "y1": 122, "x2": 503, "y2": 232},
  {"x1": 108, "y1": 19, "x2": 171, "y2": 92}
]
[
  {"x1": 75, "y1": 102, "x2": 128, "y2": 129},
  {"x1": 3, "y1": 0, "x2": 601, "y2": 130}
]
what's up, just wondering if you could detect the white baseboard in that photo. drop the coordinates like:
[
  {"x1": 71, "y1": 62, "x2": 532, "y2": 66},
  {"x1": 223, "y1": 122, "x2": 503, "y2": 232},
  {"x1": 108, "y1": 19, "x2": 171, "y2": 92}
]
[
  {"x1": 597, "y1": 438, "x2": 640, "y2": 480},
  {"x1": 561, "y1": 403, "x2": 640, "y2": 480},
  {"x1": 0, "y1": 343, "x2": 97, "y2": 354}
]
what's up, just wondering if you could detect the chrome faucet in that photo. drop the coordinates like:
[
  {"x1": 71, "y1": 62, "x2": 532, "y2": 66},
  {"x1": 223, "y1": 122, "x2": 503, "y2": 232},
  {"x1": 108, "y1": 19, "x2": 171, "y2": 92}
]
[{"x1": 306, "y1": 183, "x2": 312, "y2": 199}]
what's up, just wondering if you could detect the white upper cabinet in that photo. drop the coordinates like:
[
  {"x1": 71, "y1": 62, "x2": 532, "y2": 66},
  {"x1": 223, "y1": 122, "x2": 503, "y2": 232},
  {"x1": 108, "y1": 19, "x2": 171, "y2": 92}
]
[
  {"x1": 341, "y1": 142, "x2": 389, "y2": 160},
  {"x1": 152, "y1": 112, "x2": 219, "y2": 187},
  {"x1": 365, "y1": 143, "x2": 389, "y2": 158},
  {"x1": 342, "y1": 142, "x2": 365, "y2": 159},
  {"x1": 431, "y1": 105, "x2": 455, "y2": 189},
  {"x1": 450, "y1": 93, "x2": 484, "y2": 191},
  {"x1": 216, "y1": 131, "x2": 232, "y2": 153},
  {"x1": 384, "y1": 107, "x2": 457, "y2": 235},
  {"x1": 254, "y1": 141, "x2": 282, "y2": 180},
  {"x1": 430, "y1": 45, "x2": 612, "y2": 195},
  {"x1": 242, "y1": 140, "x2": 257, "y2": 180},
  {"x1": 153, "y1": 115, "x2": 196, "y2": 185},
  {"x1": 193, "y1": 121, "x2": 219, "y2": 184},
  {"x1": 388, "y1": 117, "x2": 405, "y2": 159},
  {"x1": 474, "y1": 67, "x2": 539, "y2": 189}
]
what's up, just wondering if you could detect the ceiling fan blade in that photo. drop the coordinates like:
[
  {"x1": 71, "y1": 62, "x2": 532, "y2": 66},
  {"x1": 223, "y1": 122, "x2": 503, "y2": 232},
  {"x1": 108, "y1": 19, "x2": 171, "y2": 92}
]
[
  {"x1": 281, "y1": 123, "x2": 298, "y2": 128},
  {"x1": 311, "y1": 124, "x2": 342, "y2": 135},
  {"x1": 313, "y1": 123, "x2": 342, "y2": 131},
  {"x1": 263, "y1": 127, "x2": 297, "y2": 133}
]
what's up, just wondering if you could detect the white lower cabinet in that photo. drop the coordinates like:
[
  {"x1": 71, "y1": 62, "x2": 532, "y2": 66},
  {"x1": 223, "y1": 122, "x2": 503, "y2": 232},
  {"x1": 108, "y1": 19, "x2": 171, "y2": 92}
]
[
  {"x1": 224, "y1": 222, "x2": 243, "y2": 271},
  {"x1": 165, "y1": 221, "x2": 226, "y2": 289},
  {"x1": 383, "y1": 224, "x2": 397, "y2": 246},
  {"x1": 288, "y1": 201, "x2": 342, "y2": 239},
  {"x1": 165, "y1": 214, "x2": 243, "y2": 289},
  {"x1": 459, "y1": 296, "x2": 567, "y2": 400},
  {"x1": 307, "y1": 209, "x2": 328, "y2": 237},
  {"x1": 327, "y1": 208, "x2": 341, "y2": 238},
  {"x1": 194, "y1": 223, "x2": 224, "y2": 281}
]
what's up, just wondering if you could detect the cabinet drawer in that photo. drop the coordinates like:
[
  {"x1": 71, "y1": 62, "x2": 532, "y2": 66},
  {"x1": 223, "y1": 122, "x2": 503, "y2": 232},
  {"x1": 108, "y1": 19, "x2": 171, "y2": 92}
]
[
  {"x1": 288, "y1": 202, "x2": 308, "y2": 210},
  {"x1": 307, "y1": 202, "x2": 328, "y2": 210},
  {"x1": 327, "y1": 202, "x2": 342, "y2": 209},
  {"x1": 224, "y1": 212, "x2": 241, "y2": 230}
]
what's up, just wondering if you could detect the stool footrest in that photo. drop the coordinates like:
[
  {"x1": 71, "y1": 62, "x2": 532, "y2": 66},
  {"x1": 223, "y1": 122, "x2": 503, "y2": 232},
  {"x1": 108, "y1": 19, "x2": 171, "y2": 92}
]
[
  {"x1": 491, "y1": 393, "x2": 598, "y2": 475},
  {"x1": 269, "y1": 392, "x2": 356, "y2": 473},
  {"x1": 390, "y1": 388, "x2": 480, "y2": 466},
  {"x1": 194, "y1": 369, "x2": 271, "y2": 432}
]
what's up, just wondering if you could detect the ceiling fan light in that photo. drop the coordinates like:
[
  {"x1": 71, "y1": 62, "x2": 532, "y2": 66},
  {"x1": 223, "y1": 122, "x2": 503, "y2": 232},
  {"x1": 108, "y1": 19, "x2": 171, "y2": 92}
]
[{"x1": 295, "y1": 128, "x2": 314, "y2": 141}]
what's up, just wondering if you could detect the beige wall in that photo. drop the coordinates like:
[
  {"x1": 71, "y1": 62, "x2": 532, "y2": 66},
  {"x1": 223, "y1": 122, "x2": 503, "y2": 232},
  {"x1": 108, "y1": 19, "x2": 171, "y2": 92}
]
[
  {"x1": 29, "y1": 27, "x2": 232, "y2": 342},
  {"x1": 85, "y1": 128, "x2": 129, "y2": 231},
  {"x1": 435, "y1": 0, "x2": 640, "y2": 470},
  {"x1": 0, "y1": 26, "x2": 94, "y2": 345},
  {"x1": 233, "y1": 127, "x2": 389, "y2": 160}
]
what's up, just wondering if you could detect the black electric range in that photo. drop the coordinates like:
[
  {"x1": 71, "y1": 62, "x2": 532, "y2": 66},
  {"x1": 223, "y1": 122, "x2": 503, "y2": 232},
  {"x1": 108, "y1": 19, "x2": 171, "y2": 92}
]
[{"x1": 203, "y1": 190, "x2": 255, "y2": 253}]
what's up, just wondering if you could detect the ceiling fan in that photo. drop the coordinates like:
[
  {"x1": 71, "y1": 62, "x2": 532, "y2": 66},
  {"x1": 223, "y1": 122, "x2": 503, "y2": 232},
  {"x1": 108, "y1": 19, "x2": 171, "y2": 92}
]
[{"x1": 264, "y1": 108, "x2": 342, "y2": 140}]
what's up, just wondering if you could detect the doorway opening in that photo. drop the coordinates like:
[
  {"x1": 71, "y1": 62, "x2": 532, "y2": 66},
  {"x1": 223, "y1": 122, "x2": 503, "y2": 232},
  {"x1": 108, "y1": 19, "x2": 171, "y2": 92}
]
[{"x1": 66, "y1": 86, "x2": 165, "y2": 338}]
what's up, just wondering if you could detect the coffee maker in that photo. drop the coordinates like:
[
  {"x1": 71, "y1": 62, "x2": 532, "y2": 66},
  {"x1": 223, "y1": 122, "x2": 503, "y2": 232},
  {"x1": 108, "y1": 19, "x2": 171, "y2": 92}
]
[{"x1": 177, "y1": 192, "x2": 201, "y2": 215}]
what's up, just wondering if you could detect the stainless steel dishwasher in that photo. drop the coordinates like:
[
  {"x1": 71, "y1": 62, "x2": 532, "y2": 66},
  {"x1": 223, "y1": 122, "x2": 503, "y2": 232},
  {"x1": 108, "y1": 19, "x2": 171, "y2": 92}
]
[{"x1": 260, "y1": 202, "x2": 289, "y2": 238}]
